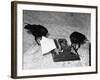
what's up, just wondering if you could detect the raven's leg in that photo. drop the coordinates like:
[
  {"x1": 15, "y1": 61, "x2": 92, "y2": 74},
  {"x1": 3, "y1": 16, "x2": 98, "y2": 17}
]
[
  {"x1": 71, "y1": 44, "x2": 79, "y2": 55},
  {"x1": 76, "y1": 44, "x2": 80, "y2": 51},
  {"x1": 35, "y1": 37, "x2": 40, "y2": 45}
]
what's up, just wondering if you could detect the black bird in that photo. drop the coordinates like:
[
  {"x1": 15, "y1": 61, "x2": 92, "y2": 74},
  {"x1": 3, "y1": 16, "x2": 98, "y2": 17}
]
[
  {"x1": 70, "y1": 31, "x2": 87, "y2": 55},
  {"x1": 24, "y1": 24, "x2": 49, "y2": 45}
]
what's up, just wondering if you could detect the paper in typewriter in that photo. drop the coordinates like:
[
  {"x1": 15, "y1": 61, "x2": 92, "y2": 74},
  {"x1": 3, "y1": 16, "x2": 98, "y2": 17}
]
[{"x1": 40, "y1": 36, "x2": 56, "y2": 55}]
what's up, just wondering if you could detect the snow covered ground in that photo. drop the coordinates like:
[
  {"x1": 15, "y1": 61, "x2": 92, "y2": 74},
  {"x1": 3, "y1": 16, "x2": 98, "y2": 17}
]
[{"x1": 23, "y1": 10, "x2": 91, "y2": 70}]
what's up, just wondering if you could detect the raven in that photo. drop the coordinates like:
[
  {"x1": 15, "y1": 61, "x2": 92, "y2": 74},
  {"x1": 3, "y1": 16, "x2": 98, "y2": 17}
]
[
  {"x1": 24, "y1": 24, "x2": 49, "y2": 45},
  {"x1": 70, "y1": 31, "x2": 87, "y2": 55}
]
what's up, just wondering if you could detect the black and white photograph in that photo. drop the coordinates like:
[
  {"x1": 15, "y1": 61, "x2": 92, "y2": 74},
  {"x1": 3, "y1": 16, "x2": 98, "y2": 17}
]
[
  {"x1": 11, "y1": 1, "x2": 97, "y2": 78},
  {"x1": 23, "y1": 10, "x2": 91, "y2": 69}
]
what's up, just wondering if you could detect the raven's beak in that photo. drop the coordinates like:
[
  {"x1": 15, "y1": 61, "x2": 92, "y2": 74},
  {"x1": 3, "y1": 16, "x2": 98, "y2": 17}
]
[{"x1": 46, "y1": 33, "x2": 50, "y2": 37}]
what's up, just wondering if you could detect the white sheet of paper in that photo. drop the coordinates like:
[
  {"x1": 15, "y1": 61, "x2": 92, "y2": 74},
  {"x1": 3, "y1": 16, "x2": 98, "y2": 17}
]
[{"x1": 40, "y1": 36, "x2": 56, "y2": 55}]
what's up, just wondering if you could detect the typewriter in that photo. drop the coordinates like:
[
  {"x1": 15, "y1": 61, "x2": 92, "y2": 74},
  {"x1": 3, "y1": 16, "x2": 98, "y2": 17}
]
[{"x1": 51, "y1": 39, "x2": 80, "y2": 62}]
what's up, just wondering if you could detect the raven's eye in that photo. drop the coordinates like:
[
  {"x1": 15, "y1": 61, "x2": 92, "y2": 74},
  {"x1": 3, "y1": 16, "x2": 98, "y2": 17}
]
[{"x1": 25, "y1": 29, "x2": 31, "y2": 34}]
